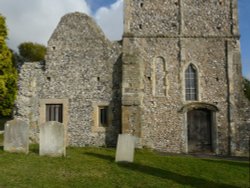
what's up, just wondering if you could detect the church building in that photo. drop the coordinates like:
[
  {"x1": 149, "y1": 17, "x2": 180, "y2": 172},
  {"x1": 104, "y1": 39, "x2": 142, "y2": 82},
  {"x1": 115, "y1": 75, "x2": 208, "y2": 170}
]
[{"x1": 16, "y1": 0, "x2": 249, "y2": 156}]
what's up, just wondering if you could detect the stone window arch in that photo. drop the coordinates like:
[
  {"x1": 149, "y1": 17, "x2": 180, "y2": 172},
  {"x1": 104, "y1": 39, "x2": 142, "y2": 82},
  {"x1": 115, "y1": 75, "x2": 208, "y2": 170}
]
[
  {"x1": 185, "y1": 64, "x2": 198, "y2": 101},
  {"x1": 152, "y1": 56, "x2": 167, "y2": 96}
]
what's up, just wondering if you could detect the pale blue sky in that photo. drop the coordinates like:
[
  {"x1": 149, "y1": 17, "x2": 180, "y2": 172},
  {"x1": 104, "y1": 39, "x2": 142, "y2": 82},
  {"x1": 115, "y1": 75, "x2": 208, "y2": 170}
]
[{"x1": 239, "y1": 0, "x2": 250, "y2": 79}]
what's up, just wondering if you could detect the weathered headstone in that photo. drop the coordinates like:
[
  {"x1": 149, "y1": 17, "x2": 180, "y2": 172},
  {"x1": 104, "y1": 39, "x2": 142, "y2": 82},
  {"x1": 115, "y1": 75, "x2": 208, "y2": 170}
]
[
  {"x1": 4, "y1": 119, "x2": 29, "y2": 154},
  {"x1": 39, "y1": 121, "x2": 65, "y2": 157},
  {"x1": 0, "y1": 131, "x2": 4, "y2": 146},
  {"x1": 115, "y1": 134, "x2": 136, "y2": 163}
]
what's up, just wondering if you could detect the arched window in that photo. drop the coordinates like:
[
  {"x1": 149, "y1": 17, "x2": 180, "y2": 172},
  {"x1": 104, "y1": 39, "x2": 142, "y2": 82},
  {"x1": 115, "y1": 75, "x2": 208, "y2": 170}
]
[
  {"x1": 185, "y1": 64, "x2": 197, "y2": 101},
  {"x1": 153, "y1": 57, "x2": 167, "y2": 96}
]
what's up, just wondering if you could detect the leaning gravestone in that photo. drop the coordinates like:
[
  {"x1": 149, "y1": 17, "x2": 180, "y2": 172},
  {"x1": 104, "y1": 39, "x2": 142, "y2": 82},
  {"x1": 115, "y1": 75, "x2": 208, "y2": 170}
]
[
  {"x1": 40, "y1": 121, "x2": 65, "y2": 157},
  {"x1": 4, "y1": 119, "x2": 29, "y2": 154},
  {"x1": 115, "y1": 134, "x2": 136, "y2": 163}
]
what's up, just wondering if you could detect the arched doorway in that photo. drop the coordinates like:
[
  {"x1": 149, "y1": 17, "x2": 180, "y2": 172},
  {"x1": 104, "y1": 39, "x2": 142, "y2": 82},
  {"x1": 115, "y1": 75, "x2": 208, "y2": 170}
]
[{"x1": 187, "y1": 109, "x2": 213, "y2": 153}]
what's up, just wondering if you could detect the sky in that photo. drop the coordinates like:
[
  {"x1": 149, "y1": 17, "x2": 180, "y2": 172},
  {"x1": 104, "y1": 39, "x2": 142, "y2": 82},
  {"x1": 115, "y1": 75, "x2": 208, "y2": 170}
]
[{"x1": 0, "y1": 0, "x2": 249, "y2": 79}]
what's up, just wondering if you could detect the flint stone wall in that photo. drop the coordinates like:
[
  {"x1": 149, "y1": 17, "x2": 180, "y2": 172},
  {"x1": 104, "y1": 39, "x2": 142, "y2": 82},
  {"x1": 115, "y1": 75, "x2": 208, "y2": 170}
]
[
  {"x1": 124, "y1": 0, "x2": 239, "y2": 37},
  {"x1": 122, "y1": 0, "x2": 248, "y2": 155},
  {"x1": 15, "y1": 12, "x2": 122, "y2": 147},
  {"x1": 42, "y1": 13, "x2": 122, "y2": 147},
  {"x1": 4, "y1": 119, "x2": 29, "y2": 154},
  {"x1": 15, "y1": 62, "x2": 45, "y2": 143},
  {"x1": 122, "y1": 37, "x2": 231, "y2": 154}
]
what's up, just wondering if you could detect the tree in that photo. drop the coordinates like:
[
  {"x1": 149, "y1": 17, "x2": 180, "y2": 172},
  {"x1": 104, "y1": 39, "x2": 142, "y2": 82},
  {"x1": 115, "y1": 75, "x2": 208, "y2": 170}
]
[
  {"x1": 243, "y1": 78, "x2": 250, "y2": 101},
  {"x1": 0, "y1": 15, "x2": 18, "y2": 117},
  {"x1": 18, "y1": 42, "x2": 46, "y2": 62}
]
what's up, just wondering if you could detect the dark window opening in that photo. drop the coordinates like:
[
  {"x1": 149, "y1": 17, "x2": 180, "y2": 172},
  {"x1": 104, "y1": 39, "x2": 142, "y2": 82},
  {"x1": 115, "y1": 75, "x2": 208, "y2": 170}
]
[
  {"x1": 46, "y1": 104, "x2": 63, "y2": 123},
  {"x1": 99, "y1": 106, "x2": 108, "y2": 127},
  {"x1": 185, "y1": 64, "x2": 198, "y2": 101}
]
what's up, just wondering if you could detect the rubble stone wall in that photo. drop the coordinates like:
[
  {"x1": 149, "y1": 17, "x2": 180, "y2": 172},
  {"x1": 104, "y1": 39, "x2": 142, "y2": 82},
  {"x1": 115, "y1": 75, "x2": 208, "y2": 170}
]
[{"x1": 15, "y1": 62, "x2": 45, "y2": 143}]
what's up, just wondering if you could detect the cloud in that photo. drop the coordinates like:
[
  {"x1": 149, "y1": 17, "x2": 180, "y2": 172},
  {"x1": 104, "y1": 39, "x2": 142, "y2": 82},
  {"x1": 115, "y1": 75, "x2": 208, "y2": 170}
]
[
  {"x1": 0, "y1": 0, "x2": 124, "y2": 51},
  {"x1": 94, "y1": 0, "x2": 123, "y2": 41},
  {"x1": 0, "y1": 0, "x2": 91, "y2": 51}
]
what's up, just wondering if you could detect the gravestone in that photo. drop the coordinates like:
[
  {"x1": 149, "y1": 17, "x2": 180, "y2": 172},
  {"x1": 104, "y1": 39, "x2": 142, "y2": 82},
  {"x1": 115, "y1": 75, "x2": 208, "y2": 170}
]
[
  {"x1": 4, "y1": 119, "x2": 29, "y2": 154},
  {"x1": 40, "y1": 121, "x2": 66, "y2": 157},
  {"x1": 0, "y1": 131, "x2": 3, "y2": 146},
  {"x1": 115, "y1": 134, "x2": 136, "y2": 163}
]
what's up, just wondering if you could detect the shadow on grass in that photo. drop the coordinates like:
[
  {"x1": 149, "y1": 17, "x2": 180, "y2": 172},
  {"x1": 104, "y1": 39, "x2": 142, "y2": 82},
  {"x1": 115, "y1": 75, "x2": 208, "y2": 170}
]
[
  {"x1": 29, "y1": 145, "x2": 39, "y2": 154},
  {"x1": 86, "y1": 152, "x2": 240, "y2": 188},
  {"x1": 0, "y1": 146, "x2": 3, "y2": 151},
  {"x1": 85, "y1": 152, "x2": 115, "y2": 162},
  {"x1": 202, "y1": 159, "x2": 249, "y2": 168}
]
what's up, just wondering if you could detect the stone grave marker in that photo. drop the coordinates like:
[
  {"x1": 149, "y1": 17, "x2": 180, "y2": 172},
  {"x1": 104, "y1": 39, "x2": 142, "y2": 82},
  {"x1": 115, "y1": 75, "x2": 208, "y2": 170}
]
[
  {"x1": 115, "y1": 134, "x2": 136, "y2": 163},
  {"x1": 0, "y1": 131, "x2": 3, "y2": 146},
  {"x1": 40, "y1": 121, "x2": 66, "y2": 157},
  {"x1": 4, "y1": 119, "x2": 29, "y2": 154}
]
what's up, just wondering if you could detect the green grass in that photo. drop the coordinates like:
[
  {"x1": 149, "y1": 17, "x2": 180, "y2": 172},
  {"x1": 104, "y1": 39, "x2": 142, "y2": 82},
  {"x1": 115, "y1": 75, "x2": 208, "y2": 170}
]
[{"x1": 0, "y1": 146, "x2": 249, "y2": 188}]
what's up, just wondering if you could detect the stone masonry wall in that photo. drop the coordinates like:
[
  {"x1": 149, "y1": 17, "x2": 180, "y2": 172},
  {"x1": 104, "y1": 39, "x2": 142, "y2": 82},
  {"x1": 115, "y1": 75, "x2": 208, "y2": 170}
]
[
  {"x1": 122, "y1": 0, "x2": 247, "y2": 155},
  {"x1": 15, "y1": 62, "x2": 45, "y2": 143},
  {"x1": 124, "y1": 0, "x2": 239, "y2": 37},
  {"x1": 227, "y1": 39, "x2": 250, "y2": 156},
  {"x1": 122, "y1": 37, "x2": 231, "y2": 154},
  {"x1": 42, "y1": 13, "x2": 122, "y2": 147}
]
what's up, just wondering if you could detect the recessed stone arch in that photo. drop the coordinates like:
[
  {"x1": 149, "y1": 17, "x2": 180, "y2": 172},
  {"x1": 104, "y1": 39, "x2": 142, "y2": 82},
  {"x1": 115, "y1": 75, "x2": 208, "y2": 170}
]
[
  {"x1": 180, "y1": 102, "x2": 219, "y2": 113},
  {"x1": 152, "y1": 56, "x2": 168, "y2": 97},
  {"x1": 181, "y1": 102, "x2": 219, "y2": 154}
]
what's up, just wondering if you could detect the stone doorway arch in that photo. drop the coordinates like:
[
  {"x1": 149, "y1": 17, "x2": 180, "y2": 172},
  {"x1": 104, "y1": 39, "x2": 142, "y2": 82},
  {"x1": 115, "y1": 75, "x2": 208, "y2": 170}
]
[
  {"x1": 188, "y1": 109, "x2": 212, "y2": 153},
  {"x1": 180, "y1": 102, "x2": 219, "y2": 154}
]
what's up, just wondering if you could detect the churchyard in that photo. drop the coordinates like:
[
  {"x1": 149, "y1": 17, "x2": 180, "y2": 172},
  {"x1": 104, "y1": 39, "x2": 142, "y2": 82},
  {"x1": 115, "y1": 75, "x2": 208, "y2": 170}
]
[
  {"x1": 0, "y1": 146, "x2": 248, "y2": 187},
  {"x1": 0, "y1": 141, "x2": 249, "y2": 186},
  {"x1": 0, "y1": 119, "x2": 249, "y2": 188}
]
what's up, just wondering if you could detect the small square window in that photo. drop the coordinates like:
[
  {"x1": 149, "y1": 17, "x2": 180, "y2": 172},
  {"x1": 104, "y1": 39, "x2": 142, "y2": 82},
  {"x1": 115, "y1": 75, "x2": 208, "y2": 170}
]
[
  {"x1": 99, "y1": 106, "x2": 108, "y2": 127},
  {"x1": 46, "y1": 104, "x2": 63, "y2": 123}
]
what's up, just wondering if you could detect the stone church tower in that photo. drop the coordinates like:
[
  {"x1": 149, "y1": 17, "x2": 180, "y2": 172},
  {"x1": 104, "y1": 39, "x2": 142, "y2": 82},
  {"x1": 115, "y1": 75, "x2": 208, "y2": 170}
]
[
  {"x1": 15, "y1": 0, "x2": 249, "y2": 156},
  {"x1": 121, "y1": 0, "x2": 249, "y2": 155}
]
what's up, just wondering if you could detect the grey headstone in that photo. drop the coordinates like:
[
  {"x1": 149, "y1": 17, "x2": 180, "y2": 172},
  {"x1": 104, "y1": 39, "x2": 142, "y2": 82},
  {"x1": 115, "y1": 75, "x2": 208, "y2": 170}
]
[
  {"x1": 4, "y1": 119, "x2": 29, "y2": 154},
  {"x1": 39, "y1": 121, "x2": 66, "y2": 157},
  {"x1": 115, "y1": 134, "x2": 136, "y2": 163}
]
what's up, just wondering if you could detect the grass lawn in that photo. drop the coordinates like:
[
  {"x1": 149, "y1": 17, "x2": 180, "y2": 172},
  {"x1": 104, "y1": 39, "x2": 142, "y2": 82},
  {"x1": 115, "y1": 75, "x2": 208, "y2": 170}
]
[{"x1": 0, "y1": 146, "x2": 249, "y2": 188}]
